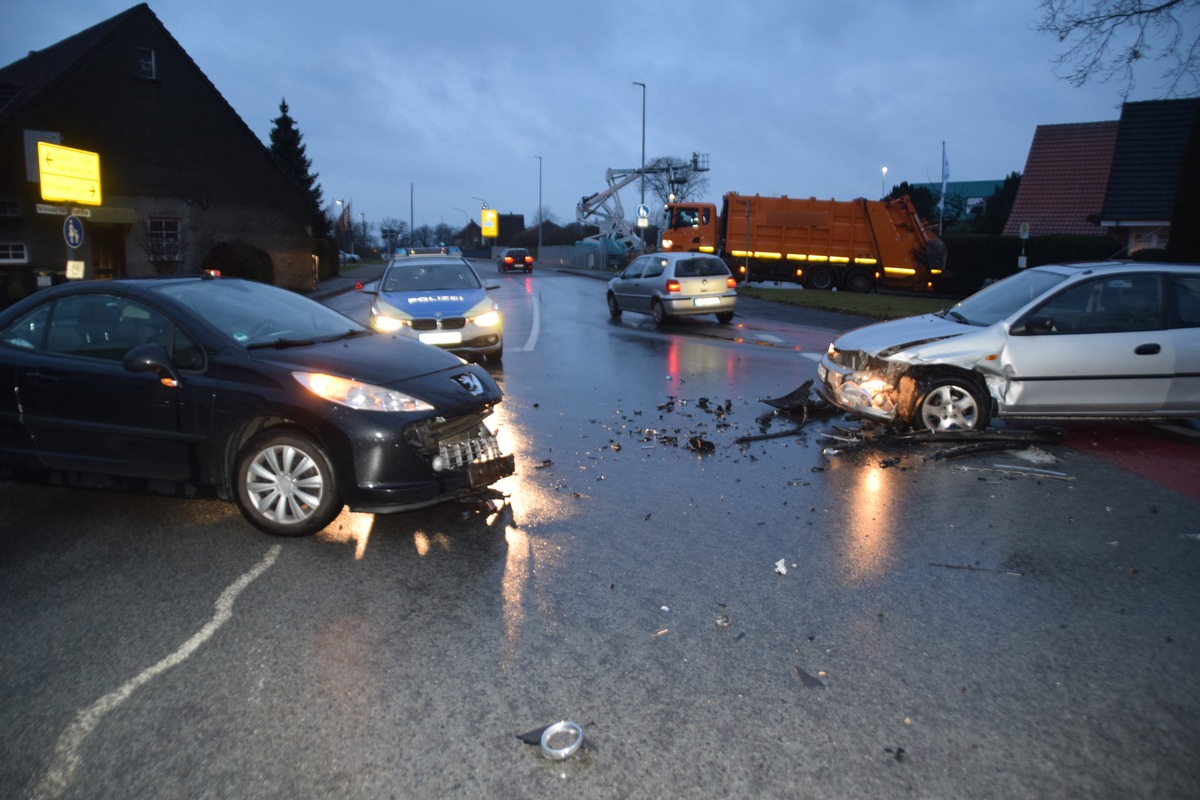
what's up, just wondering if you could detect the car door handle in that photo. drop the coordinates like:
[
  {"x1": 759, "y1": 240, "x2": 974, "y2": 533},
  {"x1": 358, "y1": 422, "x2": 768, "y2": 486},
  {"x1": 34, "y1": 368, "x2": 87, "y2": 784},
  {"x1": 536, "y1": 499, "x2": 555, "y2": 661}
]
[{"x1": 1134, "y1": 343, "x2": 1161, "y2": 355}]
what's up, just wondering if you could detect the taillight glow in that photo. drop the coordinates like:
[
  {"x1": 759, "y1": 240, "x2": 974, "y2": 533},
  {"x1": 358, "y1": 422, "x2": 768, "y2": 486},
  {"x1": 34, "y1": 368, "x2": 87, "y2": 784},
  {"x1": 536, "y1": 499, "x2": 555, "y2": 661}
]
[{"x1": 666, "y1": 279, "x2": 681, "y2": 293}]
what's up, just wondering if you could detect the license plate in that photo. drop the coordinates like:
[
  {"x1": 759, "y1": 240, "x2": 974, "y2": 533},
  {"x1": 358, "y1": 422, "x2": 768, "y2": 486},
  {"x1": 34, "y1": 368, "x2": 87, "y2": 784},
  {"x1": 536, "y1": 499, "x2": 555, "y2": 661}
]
[
  {"x1": 419, "y1": 331, "x2": 462, "y2": 345},
  {"x1": 470, "y1": 454, "x2": 515, "y2": 487},
  {"x1": 693, "y1": 296, "x2": 720, "y2": 307}
]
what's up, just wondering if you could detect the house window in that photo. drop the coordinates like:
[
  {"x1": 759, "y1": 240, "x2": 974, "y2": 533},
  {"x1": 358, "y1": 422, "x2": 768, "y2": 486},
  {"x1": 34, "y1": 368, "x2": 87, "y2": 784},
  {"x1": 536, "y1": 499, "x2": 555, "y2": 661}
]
[
  {"x1": 0, "y1": 243, "x2": 29, "y2": 264},
  {"x1": 147, "y1": 218, "x2": 182, "y2": 262},
  {"x1": 0, "y1": 200, "x2": 19, "y2": 217},
  {"x1": 1131, "y1": 230, "x2": 1168, "y2": 252},
  {"x1": 136, "y1": 47, "x2": 156, "y2": 79}
]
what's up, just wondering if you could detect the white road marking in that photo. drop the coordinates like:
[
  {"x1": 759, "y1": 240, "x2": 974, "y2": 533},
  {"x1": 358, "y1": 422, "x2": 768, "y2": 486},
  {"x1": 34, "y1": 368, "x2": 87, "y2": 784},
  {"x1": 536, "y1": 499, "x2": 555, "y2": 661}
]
[
  {"x1": 31, "y1": 545, "x2": 282, "y2": 799},
  {"x1": 799, "y1": 352, "x2": 823, "y2": 362},
  {"x1": 518, "y1": 292, "x2": 541, "y2": 352}
]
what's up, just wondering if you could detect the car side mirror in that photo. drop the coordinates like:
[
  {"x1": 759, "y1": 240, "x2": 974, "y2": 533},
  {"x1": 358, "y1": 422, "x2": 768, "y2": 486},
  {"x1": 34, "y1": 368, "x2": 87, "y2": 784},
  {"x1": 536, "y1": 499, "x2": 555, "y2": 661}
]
[
  {"x1": 1014, "y1": 314, "x2": 1054, "y2": 335},
  {"x1": 123, "y1": 342, "x2": 181, "y2": 385}
]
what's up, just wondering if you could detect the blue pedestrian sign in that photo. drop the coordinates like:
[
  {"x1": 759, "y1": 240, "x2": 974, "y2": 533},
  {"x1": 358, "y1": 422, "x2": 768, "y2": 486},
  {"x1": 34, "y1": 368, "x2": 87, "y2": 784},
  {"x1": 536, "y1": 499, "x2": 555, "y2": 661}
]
[
  {"x1": 64, "y1": 215, "x2": 84, "y2": 249},
  {"x1": 636, "y1": 204, "x2": 650, "y2": 219}
]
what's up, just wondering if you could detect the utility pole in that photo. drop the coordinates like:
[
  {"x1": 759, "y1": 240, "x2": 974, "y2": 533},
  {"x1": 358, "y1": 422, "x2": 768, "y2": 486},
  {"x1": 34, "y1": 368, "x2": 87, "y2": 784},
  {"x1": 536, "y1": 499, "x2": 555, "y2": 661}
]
[
  {"x1": 535, "y1": 155, "x2": 543, "y2": 259},
  {"x1": 633, "y1": 81, "x2": 646, "y2": 206}
]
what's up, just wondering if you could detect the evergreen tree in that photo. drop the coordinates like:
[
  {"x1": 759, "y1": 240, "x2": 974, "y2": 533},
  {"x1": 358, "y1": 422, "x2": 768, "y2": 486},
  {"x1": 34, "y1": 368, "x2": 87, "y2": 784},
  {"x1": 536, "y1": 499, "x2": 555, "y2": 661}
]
[
  {"x1": 977, "y1": 172, "x2": 1021, "y2": 235},
  {"x1": 269, "y1": 99, "x2": 330, "y2": 238},
  {"x1": 889, "y1": 181, "x2": 938, "y2": 224}
]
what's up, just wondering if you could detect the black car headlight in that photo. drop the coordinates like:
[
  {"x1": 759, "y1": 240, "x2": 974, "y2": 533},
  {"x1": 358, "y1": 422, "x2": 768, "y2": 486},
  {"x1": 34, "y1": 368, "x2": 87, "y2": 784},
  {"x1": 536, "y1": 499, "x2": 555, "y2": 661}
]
[{"x1": 293, "y1": 372, "x2": 434, "y2": 412}]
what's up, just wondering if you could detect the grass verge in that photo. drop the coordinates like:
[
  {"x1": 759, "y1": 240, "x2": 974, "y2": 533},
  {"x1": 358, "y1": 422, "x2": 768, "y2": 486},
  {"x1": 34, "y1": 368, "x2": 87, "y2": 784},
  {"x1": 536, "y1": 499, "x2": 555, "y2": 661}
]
[{"x1": 738, "y1": 286, "x2": 953, "y2": 320}]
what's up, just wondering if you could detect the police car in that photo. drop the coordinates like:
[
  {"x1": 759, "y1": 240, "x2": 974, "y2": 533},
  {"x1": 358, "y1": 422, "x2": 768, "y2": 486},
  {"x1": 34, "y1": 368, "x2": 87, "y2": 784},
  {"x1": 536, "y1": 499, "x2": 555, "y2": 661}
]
[{"x1": 367, "y1": 255, "x2": 503, "y2": 362}]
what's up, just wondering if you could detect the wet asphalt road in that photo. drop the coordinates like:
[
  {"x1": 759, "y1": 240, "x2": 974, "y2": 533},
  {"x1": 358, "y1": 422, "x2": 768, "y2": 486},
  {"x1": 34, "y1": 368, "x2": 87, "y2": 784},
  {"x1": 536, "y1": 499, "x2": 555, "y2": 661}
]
[{"x1": 1, "y1": 264, "x2": 1197, "y2": 799}]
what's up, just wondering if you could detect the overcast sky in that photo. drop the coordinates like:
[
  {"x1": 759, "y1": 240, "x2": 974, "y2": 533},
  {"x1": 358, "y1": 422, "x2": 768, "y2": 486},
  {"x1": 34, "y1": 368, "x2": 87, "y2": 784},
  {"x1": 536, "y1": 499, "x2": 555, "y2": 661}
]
[{"x1": 4, "y1": 0, "x2": 1172, "y2": 234}]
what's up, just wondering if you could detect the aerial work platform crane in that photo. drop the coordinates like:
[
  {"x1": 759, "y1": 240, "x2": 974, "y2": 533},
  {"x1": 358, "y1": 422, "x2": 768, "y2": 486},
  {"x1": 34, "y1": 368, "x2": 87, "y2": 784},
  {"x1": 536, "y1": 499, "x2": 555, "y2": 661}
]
[{"x1": 576, "y1": 153, "x2": 709, "y2": 260}]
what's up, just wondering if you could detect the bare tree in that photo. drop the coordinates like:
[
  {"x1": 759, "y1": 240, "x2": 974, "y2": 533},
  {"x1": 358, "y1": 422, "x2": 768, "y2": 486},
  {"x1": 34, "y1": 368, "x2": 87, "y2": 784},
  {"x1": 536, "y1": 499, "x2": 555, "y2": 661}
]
[
  {"x1": 642, "y1": 156, "x2": 710, "y2": 205},
  {"x1": 1037, "y1": 0, "x2": 1200, "y2": 98},
  {"x1": 640, "y1": 155, "x2": 712, "y2": 227},
  {"x1": 378, "y1": 218, "x2": 407, "y2": 254}
]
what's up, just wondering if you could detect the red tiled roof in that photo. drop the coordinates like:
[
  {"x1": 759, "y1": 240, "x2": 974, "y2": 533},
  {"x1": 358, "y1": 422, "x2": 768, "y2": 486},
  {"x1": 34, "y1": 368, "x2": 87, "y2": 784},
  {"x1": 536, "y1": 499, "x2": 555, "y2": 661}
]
[{"x1": 1002, "y1": 121, "x2": 1118, "y2": 237}]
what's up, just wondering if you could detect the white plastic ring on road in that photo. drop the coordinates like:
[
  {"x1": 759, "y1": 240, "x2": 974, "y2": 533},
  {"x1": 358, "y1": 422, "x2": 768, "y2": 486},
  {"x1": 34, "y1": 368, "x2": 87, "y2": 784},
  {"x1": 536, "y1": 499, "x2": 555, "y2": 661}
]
[{"x1": 540, "y1": 720, "x2": 583, "y2": 760}]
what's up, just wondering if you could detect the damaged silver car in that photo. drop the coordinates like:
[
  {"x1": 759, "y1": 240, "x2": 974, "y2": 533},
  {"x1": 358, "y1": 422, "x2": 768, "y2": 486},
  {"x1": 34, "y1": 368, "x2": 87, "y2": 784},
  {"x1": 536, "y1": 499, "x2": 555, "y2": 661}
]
[{"x1": 818, "y1": 261, "x2": 1200, "y2": 432}]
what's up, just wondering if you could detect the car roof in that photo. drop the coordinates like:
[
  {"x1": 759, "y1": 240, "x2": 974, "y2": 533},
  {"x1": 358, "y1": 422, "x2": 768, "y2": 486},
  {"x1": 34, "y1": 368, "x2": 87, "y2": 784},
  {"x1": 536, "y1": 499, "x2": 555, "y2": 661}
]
[
  {"x1": 639, "y1": 251, "x2": 724, "y2": 261},
  {"x1": 396, "y1": 246, "x2": 448, "y2": 254},
  {"x1": 1030, "y1": 260, "x2": 1200, "y2": 278},
  {"x1": 386, "y1": 255, "x2": 476, "y2": 268}
]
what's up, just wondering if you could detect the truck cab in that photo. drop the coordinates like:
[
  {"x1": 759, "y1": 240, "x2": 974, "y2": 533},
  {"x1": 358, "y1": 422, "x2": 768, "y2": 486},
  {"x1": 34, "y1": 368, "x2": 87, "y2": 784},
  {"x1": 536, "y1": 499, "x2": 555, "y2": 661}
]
[{"x1": 662, "y1": 203, "x2": 719, "y2": 254}]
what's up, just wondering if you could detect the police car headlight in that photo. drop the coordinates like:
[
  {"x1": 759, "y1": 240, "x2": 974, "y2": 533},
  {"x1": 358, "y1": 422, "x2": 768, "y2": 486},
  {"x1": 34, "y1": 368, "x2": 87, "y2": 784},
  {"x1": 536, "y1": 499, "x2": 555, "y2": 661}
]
[{"x1": 471, "y1": 310, "x2": 501, "y2": 328}]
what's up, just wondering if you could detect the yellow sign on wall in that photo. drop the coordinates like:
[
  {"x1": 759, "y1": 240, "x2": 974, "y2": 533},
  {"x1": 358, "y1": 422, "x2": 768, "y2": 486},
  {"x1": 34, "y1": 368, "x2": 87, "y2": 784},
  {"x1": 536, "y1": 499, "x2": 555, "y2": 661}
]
[
  {"x1": 38, "y1": 142, "x2": 102, "y2": 205},
  {"x1": 481, "y1": 208, "x2": 498, "y2": 238}
]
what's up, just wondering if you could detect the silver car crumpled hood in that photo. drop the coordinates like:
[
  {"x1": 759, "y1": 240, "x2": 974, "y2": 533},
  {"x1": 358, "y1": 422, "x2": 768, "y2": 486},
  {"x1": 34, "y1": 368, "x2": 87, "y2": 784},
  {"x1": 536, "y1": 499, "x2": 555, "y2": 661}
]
[{"x1": 834, "y1": 314, "x2": 967, "y2": 360}]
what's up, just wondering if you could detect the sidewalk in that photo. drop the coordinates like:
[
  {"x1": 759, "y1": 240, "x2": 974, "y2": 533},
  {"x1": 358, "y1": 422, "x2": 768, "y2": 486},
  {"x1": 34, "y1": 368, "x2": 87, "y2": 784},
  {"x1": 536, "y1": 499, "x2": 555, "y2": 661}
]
[{"x1": 310, "y1": 262, "x2": 386, "y2": 301}]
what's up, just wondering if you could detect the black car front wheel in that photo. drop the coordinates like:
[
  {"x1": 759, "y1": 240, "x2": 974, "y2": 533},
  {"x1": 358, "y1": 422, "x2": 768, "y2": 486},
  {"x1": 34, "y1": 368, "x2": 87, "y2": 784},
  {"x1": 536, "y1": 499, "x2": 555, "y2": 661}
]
[{"x1": 234, "y1": 430, "x2": 342, "y2": 536}]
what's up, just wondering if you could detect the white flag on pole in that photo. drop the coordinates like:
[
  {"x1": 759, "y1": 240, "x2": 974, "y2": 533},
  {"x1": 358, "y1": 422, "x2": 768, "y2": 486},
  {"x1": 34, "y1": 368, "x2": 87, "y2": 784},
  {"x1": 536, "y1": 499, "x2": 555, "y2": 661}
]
[{"x1": 939, "y1": 142, "x2": 949, "y2": 213}]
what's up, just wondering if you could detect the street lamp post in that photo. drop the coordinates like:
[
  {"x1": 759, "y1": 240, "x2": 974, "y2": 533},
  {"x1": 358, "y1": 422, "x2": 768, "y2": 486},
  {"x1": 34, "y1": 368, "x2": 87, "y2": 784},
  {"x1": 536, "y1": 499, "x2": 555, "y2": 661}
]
[
  {"x1": 472, "y1": 197, "x2": 490, "y2": 252},
  {"x1": 453, "y1": 207, "x2": 469, "y2": 249},
  {"x1": 534, "y1": 155, "x2": 542, "y2": 259},
  {"x1": 633, "y1": 81, "x2": 646, "y2": 206},
  {"x1": 881, "y1": 166, "x2": 888, "y2": 199},
  {"x1": 334, "y1": 198, "x2": 349, "y2": 263}
]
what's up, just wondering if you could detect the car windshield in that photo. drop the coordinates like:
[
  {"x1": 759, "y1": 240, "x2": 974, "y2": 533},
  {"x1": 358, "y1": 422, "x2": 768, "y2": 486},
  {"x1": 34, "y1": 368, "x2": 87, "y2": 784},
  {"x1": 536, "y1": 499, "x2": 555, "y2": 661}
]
[
  {"x1": 939, "y1": 269, "x2": 1070, "y2": 326},
  {"x1": 382, "y1": 263, "x2": 481, "y2": 292},
  {"x1": 152, "y1": 278, "x2": 366, "y2": 347}
]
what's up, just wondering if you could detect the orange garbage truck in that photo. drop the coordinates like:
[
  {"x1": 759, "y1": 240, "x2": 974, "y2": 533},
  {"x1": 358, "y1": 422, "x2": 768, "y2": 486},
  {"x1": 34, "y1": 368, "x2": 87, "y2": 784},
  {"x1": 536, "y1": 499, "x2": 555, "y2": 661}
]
[{"x1": 660, "y1": 193, "x2": 947, "y2": 292}]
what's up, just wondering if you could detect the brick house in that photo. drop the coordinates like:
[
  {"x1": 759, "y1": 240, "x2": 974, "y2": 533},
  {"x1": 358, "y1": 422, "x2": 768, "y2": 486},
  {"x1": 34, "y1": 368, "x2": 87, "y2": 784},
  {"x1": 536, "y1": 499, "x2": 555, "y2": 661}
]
[
  {"x1": 0, "y1": 3, "x2": 314, "y2": 305},
  {"x1": 1098, "y1": 98, "x2": 1200, "y2": 254},
  {"x1": 1003, "y1": 98, "x2": 1200, "y2": 255}
]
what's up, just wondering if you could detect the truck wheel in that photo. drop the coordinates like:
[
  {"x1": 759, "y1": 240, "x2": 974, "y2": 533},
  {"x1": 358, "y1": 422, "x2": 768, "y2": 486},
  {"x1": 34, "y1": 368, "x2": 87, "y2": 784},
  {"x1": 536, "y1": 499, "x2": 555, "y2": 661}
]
[
  {"x1": 916, "y1": 374, "x2": 991, "y2": 433},
  {"x1": 652, "y1": 300, "x2": 668, "y2": 326},
  {"x1": 234, "y1": 430, "x2": 342, "y2": 537},
  {"x1": 808, "y1": 265, "x2": 836, "y2": 291},
  {"x1": 607, "y1": 293, "x2": 622, "y2": 319},
  {"x1": 844, "y1": 269, "x2": 874, "y2": 294}
]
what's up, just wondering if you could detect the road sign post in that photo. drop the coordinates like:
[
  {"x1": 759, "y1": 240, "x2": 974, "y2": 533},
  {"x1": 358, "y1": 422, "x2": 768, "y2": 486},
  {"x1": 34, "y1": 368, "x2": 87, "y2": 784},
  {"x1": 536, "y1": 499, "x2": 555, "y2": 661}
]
[
  {"x1": 37, "y1": 142, "x2": 102, "y2": 206},
  {"x1": 64, "y1": 215, "x2": 85, "y2": 249}
]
